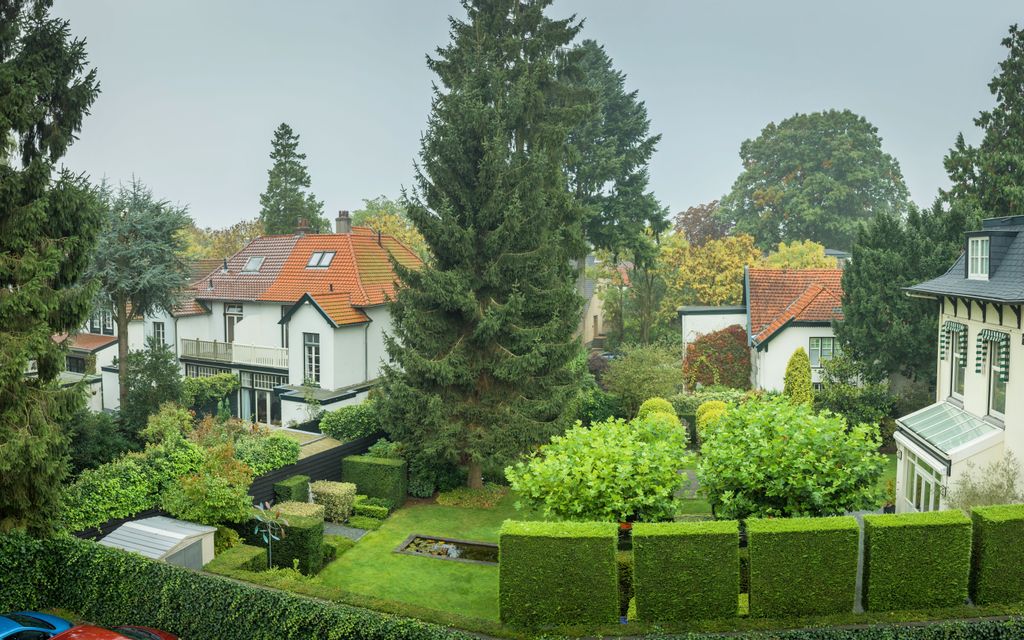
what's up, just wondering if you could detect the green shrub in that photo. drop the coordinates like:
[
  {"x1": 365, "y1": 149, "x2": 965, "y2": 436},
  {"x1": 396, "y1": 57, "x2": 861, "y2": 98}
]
[
  {"x1": 359, "y1": 496, "x2": 395, "y2": 511},
  {"x1": 603, "y1": 344, "x2": 682, "y2": 416},
  {"x1": 366, "y1": 438, "x2": 403, "y2": 459},
  {"x1": 246, "y1": 510, "x2": 324, "y2": 576},
  {"x1": 318, "y1": 399, "x2": 381, "y2": 441},
  {"x1": 341, "y1": 456, "x2": 407, "y2": 507},
  {"x1": 577, "y1": 385, "x2": 626, "y2": 426},
  {"x1": 182, "y1": 372, "x2": 240, "y2": 412},
  {"x1": 66, "y1": 409, "x2": 135, "y2": 475},
  {"x1": 671, "y1": 387, "x2": 749, "y2": 417},
  {"x1": 309, "y1": 480, "x2": 357, "y2": 523},
  {"x1": 347, "y1": 515, "x2": 383, "y2": 530},
  {"x1": 863, "y1": 511, "x2": 972, "y2": 611},
  {"x1": 214, "y1": 525, "x2": 242, "y2": 555},
  {"x1": 632, "y1": 520, "x2": 739, "y2": 622},
  {"x1": 696, "y1": 399, "x2": 728, "y2": 442},
  {"x1": 499, "y1": 520, "x2": 619, "y2": 627},
  {"x1": 273, "y1": 474, "x2": 310, "y2": 503},
  {"x1": 435, "y1": 483, "x2": 507, "y2": 508},
  {"x1": 205, "y1": 543, "x2": 267, "y2": 574},
  {"x1": 274, "y1": 500, "x2": 326, "y2": 520},
  {"x1": 234, "y1": 432, "x2": 300, "y2": 475},
  {"x1": 405, "y1": 456, "x2": 464, "y2": 498},
  {"x1": 353, "y1": 502, "x2": 389, "y2": 519},
  {"x1": 616, "y1": 550, "x2": 633, "y2": 618},
  {"x1": 813, "y1": 354, "x2": 894, "y2": 432},
  {"x1": 637, "y1": 397, "x2": 675, "y2": 420},
  {"x1": 783, "y1": 347, "x2": 813, "y2": 405},
  {"x1": 161, "y1": 445, "x2": 254, "y2": 526},
  {"x1": 970, "y1": 504, "x2": 1024, "y2": 604},
  {"x1": 139, "y1": 402, "x2": 194, "y2": 445},
  {"x1": 747, "y1": 516, "x2": 859, "y2": 617}
]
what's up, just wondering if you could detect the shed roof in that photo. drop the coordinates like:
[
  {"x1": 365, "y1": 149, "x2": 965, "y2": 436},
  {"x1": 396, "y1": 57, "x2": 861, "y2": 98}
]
[{"x1": 99, "y1": 516, "x2": 216, "y2": 560}]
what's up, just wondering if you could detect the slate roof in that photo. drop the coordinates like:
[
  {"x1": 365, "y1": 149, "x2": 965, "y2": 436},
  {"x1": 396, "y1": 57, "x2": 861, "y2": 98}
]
[
  {"x1": 747, "y1": 268, "x2": 844, "y2": 345},
  {"x1": 906, "y1": 216, "x2": 1024, "y2": 303}
]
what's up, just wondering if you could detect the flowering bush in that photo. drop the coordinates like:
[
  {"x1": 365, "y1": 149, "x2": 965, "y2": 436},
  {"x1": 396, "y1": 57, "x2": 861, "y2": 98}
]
[{"x1": 683, "y1": 325, "x2": 750, "y2": 390}]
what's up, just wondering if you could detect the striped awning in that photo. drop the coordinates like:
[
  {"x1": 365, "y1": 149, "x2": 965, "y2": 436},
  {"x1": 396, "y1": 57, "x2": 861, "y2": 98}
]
[
  {"x1": 940, "y1": 320, "x2": 968, "y2": 365},
  {"x1": 975, "y1": 328, "x2": 1009, "y2": 382}
]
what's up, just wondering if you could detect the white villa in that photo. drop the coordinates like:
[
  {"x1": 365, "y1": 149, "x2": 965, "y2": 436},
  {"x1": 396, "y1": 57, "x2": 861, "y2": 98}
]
[{"x1": 895, "y1": 215, "x2": 1024, "y2": 513}]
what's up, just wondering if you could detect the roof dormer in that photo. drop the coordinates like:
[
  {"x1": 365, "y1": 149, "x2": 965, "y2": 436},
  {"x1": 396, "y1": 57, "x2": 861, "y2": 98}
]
[{"x1": 965, "y1": 226, "x2": 1017, "y2": 281}]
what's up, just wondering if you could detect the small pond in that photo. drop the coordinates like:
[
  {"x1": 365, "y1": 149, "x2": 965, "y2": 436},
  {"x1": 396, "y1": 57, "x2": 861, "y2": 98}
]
[{"x1": 395, "y1": 534, "x2": 499, "y2": 565}]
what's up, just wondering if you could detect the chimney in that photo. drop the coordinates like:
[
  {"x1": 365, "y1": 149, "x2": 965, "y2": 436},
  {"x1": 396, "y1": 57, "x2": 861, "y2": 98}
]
[
  {"x1": 221, "y1": 258, "x2": 229, "y2": 273},
  {"x1": 296, "y1": 218, "x2": 310, "y2": 236},
  {"x1": 207, "y1": 277, "x2": 214, "y2": 291},
  {"x1": 336, "y1": 210, "x2": 351, "y2": 234}
]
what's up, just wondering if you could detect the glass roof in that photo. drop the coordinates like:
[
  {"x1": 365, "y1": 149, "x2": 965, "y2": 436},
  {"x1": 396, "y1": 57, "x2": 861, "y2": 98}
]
[{"x1": 898, "y1": 402, "x2": 1001, "y2": 454}]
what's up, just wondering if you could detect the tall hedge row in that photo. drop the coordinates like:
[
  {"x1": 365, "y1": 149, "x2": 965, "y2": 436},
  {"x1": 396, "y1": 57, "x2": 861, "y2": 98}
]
[
  {"x1": 747, "y1": 516, "x2": 859, "y2": 617},
  {"x1": 633, "y1": 520, "x2": 739, "y2": 622},
  {"x1": 970, "y1": 504, "x2": 1024, "y2": 605},
  {"x1": 341, "y1": 455, "x2": 407, "y2": 507},
  {"x1": 498, "y1": 520, "x2": 618, "y2": 627},
  {"x1": 242, "y1": 511, "x2": 324, "y2": 575},
  {"x1": 862, "y1": 511, "x2": 972, "y2": 612}
]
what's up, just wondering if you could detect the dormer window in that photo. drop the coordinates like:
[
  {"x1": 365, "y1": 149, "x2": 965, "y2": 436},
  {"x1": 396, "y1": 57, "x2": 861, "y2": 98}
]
[
  {"x1": 306, "y1": 251, "x2": 335, "y2": 268},
  {"x1": 242, "y1": 256, "x2": 265, "y2": 273},
  {"x1": 969, "y1": 237, "x2": 990, "y2": 279}
]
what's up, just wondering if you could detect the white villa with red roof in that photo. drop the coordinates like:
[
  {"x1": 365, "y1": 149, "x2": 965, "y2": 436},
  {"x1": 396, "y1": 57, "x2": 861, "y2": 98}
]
[
  {"x1": 80, "y1": 211, "x2": 421, "y2": 426},
  {"x1": 679, "y1": 267, "x2": 845, "y2": 391}
]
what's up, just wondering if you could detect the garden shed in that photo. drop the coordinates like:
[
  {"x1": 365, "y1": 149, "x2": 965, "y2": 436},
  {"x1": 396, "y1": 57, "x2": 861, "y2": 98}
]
[{"x1": 99, "y1": 516, "x2": 217, "y2": 569}]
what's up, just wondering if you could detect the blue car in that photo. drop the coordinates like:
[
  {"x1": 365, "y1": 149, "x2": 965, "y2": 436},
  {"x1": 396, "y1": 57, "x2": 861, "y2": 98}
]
[{"x1": 0, "y1": 612, "x2": 73, "y2": 639}]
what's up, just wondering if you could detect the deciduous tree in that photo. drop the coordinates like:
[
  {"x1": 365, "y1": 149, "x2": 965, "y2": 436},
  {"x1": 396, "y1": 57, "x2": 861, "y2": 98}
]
[
  {"x1": 258, "y1": 123, "x2": 327, "y2": 234},
  {"x1": 662, "y1": 233, "x2": 761, "y2": 309},
  {"x1": 761, "y1": 239, "x2": 837, "y2": 269},
  {"x1": 180, "y1": 219, "x2": 264, "y2": 261},
  {"x1": 352, "y1": 196, "x2": 429, "y2": 261},
  {"x1": 674, "y1": 200, "x2": 731, "y2": 247}
]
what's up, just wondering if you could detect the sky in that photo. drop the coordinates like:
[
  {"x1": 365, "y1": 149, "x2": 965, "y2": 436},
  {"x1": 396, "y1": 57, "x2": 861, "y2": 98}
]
[{"x1": 51, "y1": 1, "x2": 1022, "y2": 229}]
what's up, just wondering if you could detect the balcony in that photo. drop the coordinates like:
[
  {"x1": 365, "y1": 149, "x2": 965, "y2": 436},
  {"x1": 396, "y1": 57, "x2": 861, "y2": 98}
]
[{"x1": 180, "y1": 338, "x2": 288, "y2": 369}]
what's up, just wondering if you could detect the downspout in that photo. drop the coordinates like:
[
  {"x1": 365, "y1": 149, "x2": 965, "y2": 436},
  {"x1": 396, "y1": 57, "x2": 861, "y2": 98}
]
[
  {"x1": 364, "y1": 322, "x2": 369, "y2": 382},
  {"x1": 744, "y1": 266, "x2": 755, "y2": 388}
]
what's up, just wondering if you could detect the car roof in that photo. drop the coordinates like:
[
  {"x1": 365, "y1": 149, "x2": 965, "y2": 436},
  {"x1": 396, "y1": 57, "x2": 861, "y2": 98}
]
[
  {"x1": 0, "y1": 611, "x2": 71, "y2": 633},
  {"x1": 51, "y1": 626, "x2": 126, "y2": 640}
]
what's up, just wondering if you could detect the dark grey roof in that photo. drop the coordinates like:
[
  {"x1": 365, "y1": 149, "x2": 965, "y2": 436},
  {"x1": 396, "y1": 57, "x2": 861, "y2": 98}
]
[
  {"x1": 907, "y1": 216, "x2": 1024, "y2": 303},
  {"x1": 824, "y1": 248, "x2": 851, "y2": 259},
  {"x1": 678, "y1": 305, "x2": 747, "y2": 316}
]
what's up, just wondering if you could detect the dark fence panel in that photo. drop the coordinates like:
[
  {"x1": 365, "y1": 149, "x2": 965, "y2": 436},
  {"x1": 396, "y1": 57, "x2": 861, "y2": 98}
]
[{"x1": 247, "y1": 434, "x2": 379, "y2": 504}]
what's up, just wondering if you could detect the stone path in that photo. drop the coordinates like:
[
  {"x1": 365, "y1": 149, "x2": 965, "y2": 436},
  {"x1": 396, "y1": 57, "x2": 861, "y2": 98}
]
[
  {"x1": 674, "y1": 468, "x2": 700, "y2": 499},
  {"x1": 324, "y1": 523, "x2": 368, "y2": 541}
]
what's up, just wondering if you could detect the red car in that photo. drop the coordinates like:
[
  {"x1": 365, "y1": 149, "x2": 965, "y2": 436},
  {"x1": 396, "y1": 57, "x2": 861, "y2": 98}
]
[{"x1": 50, "y1": 626, "x2": 177, "y2": 640}]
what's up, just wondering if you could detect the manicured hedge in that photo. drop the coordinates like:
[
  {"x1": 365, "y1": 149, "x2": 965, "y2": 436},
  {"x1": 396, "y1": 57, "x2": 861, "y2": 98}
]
[
  {"x1": 616, "y1": 550, "x2": 633, "y2": 618},
  {"x1": 342, "y1": 455, "x2": 407, "y2": 507},
  {"x1": 0, "y1": 532, "x2": 472, "y2": 640},
  {"x1": 970, "y1": 503, "x2": 1024, "y2": 605},
  {"x1": 244, "y1": 511, "x2": 324, "y2": 575},
  {"x1": 354, "y1": 502, "x2": 390, "y2": 519},
  {"x1": 748, "y1": 516, "x2": 859, "y2": 617},
  {"x1": 310, "y1": 480, "x2": 357, "y2": 522},
  {"x1": 273, "y1": 474, "x2": 310, "y2": 503},
  {"x1": 863, "y1": 510, "x2": 972, "y2": 612},
  {"x1": 274, "y1": 500, "x2": 325, "y2": 520},
  {"x1": 633, "y1": 520, "x2": 739, "y2": 622},
  {"x1": 499, "y1": 520, "x2": 618, "y2": 627}
]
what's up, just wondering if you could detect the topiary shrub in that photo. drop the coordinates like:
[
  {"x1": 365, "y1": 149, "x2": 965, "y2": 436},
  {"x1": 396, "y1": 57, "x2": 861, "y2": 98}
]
[
  {"x1": 318, "y1": 400, "x2": 381, "y2": 441},
  {"x1": 683, "y1": 324, "x2": 751, "y2": 390},
  {"x1": 747, "y1": 516, "x2": 859, "y2": 617},
  {"x1": 234, "y1": 432, "x2": 300, "y2": 475},
  {"x1": 274, "y1": 500, "x2": 326, "y2": 520},
  {"x1": 353, "y1": 502, "x2": 389, "y2": 519},
  {"x1": 783, "y1": 347, "x2": 813, "y2": 405},
  {"x1": 499, "y1": 520, "x2": 619, "y2": 627},
  {"x1": 309, "y1": 481, "x2": 357, "y2": 523},
  {"x1": 616, "y1": 550, "x2": 633, "y2": 618},
  {"x1": 637, "y1": 397, "x2": 675, "y2": 420},
  {"x1": 633, "y1": 520, "x2": 739, "y2": 623},
  {"x1": 970, "y1": 504, "x2": 1024, "y2": 605},
  {"x1": 245, "y1": 510, "x2": 324, "y2": 576},
  {"x1": 695, "y1": 400, "x2": 728, "y2": 443},
  {"x1": 862, "y1": 510, "x2": 972, "y2": 612},
  {"x1": 274, "y1": 474, "x2": 310, "y2": 503},
  {"x1": 341, "y1": 456, "x2": 407, "y2": 507}
]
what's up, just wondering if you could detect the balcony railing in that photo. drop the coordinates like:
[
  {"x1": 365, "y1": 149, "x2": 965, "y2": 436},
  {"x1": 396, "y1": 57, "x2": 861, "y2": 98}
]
[{"x1": 181, "y1": 338, "x2": 288, "y2": 369}]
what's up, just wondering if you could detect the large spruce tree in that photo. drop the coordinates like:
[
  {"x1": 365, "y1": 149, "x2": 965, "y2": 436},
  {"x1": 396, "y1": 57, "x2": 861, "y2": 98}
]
[
  {"x1": 380, "y1": 0, "x2": 587, "y2": 489},
  {"x1": 258, "y1": 123, "x2": 328, "y2": 234},
  {"x1": 0, "y1": 0, "x2": 102, "y2": 534}
]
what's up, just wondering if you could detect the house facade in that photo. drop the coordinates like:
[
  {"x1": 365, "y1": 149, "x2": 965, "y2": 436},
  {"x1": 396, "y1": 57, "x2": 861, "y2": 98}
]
[
  {"x1": 679, "y1": 267, "x2": 845, "y2": 391},
  {"x1": 91, "y1": 211, "x2": 420, "y2": 426},
  {"x1": 895, "y1": 215, "x2": 1024, "y2": 513}
]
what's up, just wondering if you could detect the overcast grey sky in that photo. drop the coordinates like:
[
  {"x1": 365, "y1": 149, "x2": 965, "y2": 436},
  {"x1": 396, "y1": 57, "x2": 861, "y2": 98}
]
[{"x1": 52, "y1": 1, "x2": 1021, "y2": 228}]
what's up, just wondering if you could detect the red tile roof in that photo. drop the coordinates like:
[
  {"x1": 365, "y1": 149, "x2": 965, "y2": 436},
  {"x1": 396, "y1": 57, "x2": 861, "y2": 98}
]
[
  {"x1": 191, "y1": 227, "x2": 421, "y2": 326},
  {"x1": 53, "y1": 333, "x2": 118, "y2": 353},
  {"x1": 747, "y1": 268, "x2": 844, "y2": 345}
]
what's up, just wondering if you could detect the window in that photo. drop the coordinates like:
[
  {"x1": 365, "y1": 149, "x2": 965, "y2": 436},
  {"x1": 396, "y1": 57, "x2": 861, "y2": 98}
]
[
  {"x1": 66, "y1": 355, "x2": 86, "y2": 374},
  {"x1": 306, "y1": 251, "x2": 335, "y2": 268},
  {"x1": 152, "y1": 321, "x2": 165, "y2": 345},
  {"x1": 90, "y1": 310, "x2": 114, "y2": 335},
  {"x1": 969, "y1": 237, "x2": 990, "y2": 279},
  {"x1": 951, "y1": 332, "x2": 965, "y2": 399},
  {"x1": 281, "y1": 305, "x2": 290, "y2": 348},
  {"x1": 102, "y1": 310, "x2": 114, "y2": 335},
  {"x1": 185, "y1": 363, "x2": 229, "y2": 378},
  {"x1": 902, "y1": 450, "x2": 943, "y2": 513},
  {"x1": 808, "y1": 337, "x2": 836, "y2": 368},
  {"x1": 303, "y1": 332, "x2": 320, "y2": 384},
  {"x1": 5, "y1": 613, "x2": 55, "y2": 630},
  {"x1": 224, "y1": 304, "x2": 243, "y2": 343},
  {"x1": 8, "y1": 631, "x2": 51, "y2": 640},
  {"x1": 989, "y1": 340, "x2": 1007, "y2": 418},
  {"x1": 239, "y1": 371, "x2": 286, "y2": 426},
  {"x1": 242, "y1": 256, "x2": 265, "y2": 273}
]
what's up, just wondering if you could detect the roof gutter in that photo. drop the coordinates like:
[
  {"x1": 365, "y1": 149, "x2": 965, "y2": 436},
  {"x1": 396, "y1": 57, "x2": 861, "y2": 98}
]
[{"x1": 744, "y1": 266, "x2": 753, "y2": 347}]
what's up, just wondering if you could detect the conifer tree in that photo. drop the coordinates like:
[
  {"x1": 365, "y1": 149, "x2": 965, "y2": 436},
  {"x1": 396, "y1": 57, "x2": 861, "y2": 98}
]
[
  {"x1": 380, "y1": 0, "x2": 587, "y2": 489},
  {"x1": 258, "y1": 123, "x2": 328, "y2": 234},
  {"x1": 0, "y1": 0, "x2": 101, "y2": 534},
  {"x1": 783, "y1": 348, "x2": 813, "y2": 406}
]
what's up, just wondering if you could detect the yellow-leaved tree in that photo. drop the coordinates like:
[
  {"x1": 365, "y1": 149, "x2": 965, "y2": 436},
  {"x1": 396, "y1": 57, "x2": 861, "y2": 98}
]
[
  {"x1": 662, "y1": 233, "x2": 762, "y2": 311},
  {"x1": 761, "y1": 239, "x2": 837, "y2": 269}
]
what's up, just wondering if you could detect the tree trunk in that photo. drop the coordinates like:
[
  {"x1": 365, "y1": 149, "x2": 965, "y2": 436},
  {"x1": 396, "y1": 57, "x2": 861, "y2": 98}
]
[
  {"x1": 467, "y1": 460, "x2": 484, "y2": 489},
  {"x1": 116, "y1": 302, "x2": 130, "y2": 411}
]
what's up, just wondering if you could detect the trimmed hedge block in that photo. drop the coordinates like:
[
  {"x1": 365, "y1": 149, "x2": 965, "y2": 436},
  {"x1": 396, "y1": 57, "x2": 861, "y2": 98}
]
[
  {"x1": 342, "y1": 455, "x2": 407, "y2": 507},
  {"x1": 274, "y1": 500, "x2": 325, "y2": 520},
  {"x1": 971, "y1": 504, "x2": 1024, "y2": 605},
  {"x1": 633, "y1": 520, "x2": 739, "y2": 622},
  {"x1": 863, "y1": 510, "x2": 972, "y2": 612},
  {"x1": 273, "y1": 474, "x2": 310, "y2": 503},
  {"x1": 499, "y1": 520, "x2": 619, "y2": 627},
  {"x1": 310, "y1": 480, "x2": 357, "y2": 522},
  {"x1": 245, "y1": 511, "x2": 324, "y2": 576},
  {"x1": 354, "y1": 502, "x2": 389, "y2": 519},
  {"x1": 747, "y1": 516, "x2": 858, "y2": 617}
]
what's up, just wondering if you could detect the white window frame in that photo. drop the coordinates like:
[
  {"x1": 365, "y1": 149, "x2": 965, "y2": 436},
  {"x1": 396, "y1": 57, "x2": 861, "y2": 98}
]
[
  {"x1": 306, "y1": 251, "x2": 335, "y2": 268},
  {"x1": 224, "y1": 304, "x2": 243, "y2": 343},
  {"x1": 950, "y1": 331, "x2": 965, "y2": 400},
  {"x1": 242, "y1": 256, "x2": 265, "y2": 273},
  {"x1": 989, "y1": 340, "x2": 1006, "y2": 419},
  {"x1": 902, "y1": 449, "x2": 943, "y2": 513},
  {"x1": 152, "y1": 321, "x2": 165, "y2": 345},
  {"x1": 303, "y1": 332, "x2": 321, "y2": 385},
  {"x1": 968, "y1": 237, "x2": 990, "y2": 280},
  {"x1": 808, "y1": 337, "x2": 836, "y2": 368}
]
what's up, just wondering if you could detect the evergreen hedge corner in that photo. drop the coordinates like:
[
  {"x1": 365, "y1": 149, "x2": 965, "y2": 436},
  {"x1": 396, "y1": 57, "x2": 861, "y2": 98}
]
[
  {"x1": 341, "y1": 455, "x2": 407, "y2": 507},
  {"x1": 273, "y1": 474, "x2": 310, "y2": 503},
  {"x1": 498, "y1": 520, "x2": 619, "y2": 627},
  {"x1": 244, "y1": 511, "x2": 324, "y2": 576},
  {"x1": 862, "y1": 510, "x2": 972, "y2": 612},
  {"x1": 970, "y1": 504, "x2": 1024, "y2": 605},
  {"x1": 632, "y1": 520, "x2": 739, "y2": 623},
  {"x1": 747, "y1": 516, "x2": 859, "y2": 617}
]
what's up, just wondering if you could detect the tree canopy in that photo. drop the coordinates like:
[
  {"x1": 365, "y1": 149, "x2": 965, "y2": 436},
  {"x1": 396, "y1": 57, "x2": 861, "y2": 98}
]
[
  {"x1": 351, "y1": 196, "x2": 429, "y2": 261},
  {"x1": 258, "y1": 123, "x2": 328, "y2": 234},
  {"x1": 180, "y1": 219, "x2": 264, "y2": 261},
  {"x1": 674, "y1": 200, "x2": 731, "y2": 247},
  {"x1": 762, "y1": 239, "x2": 837, "y2": 269},
  {"x1": 717, "y1": 109, "x2": 911, "y2": 251}
]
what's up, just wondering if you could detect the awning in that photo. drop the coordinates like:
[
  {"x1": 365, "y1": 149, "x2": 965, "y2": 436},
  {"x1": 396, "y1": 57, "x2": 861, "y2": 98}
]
[
  {"x1": 896, "y1": 402, "x2": 1003, "y2": 463},
  {"x1": 976, "y1": 328, "x2": 1010, "y2": 382}
]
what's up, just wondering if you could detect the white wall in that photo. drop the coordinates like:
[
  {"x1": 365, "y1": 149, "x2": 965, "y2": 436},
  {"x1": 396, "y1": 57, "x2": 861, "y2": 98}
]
[
  {"x1": 364, "y1": 305, "x2": 392, "y2": 380},
  {"x1": 84, "y1": 378, "x2": 104, "y2": 412},
  {"x1": 102, "y1": 367, "x2": 120, "y2": 410},
  {"x1": 753, "y1": 324, "x2": 835, "y2": 392},
  {"x1": 287, "y1": 303, "x2": 335, "y2": 389},
  {"x1": 680, "y1": 311, "x2": 746, "y2": 350},
  {"x1": 176, "y1": 301, "x2": 223, "y2": 346},
  {"x1": 142, "y1": 310, "x2": 177, "y2": 352},
  {"x1": 230, "y1": 302, "x2": 287, "y2": 346}
]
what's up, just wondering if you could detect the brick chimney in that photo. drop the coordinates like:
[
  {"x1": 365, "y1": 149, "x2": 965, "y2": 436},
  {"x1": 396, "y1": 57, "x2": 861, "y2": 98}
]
[
  {"x1": 295, "y1": 218, "x2": 310, "y2": 236},
  {"x1": 335, "y1": 210, "x2": 351, "y2": 234}
]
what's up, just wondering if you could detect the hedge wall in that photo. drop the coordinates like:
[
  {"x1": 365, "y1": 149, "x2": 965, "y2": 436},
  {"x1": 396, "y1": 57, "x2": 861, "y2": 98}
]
[
  {"x1": 747, "y1": 516, "x2": 859, "y2": 617},
  {"x1": 273, "y1": 474, "x2": 310, "y2": 503},
  {"x1": 0, "y1": 532, "x2": 471, "y2": 640},
  {"x1": 970, "y1": 504, "x2": 1024, "y2": 605},
  {"x1": 341, "y1": 455, "x2": 407, "y2": 507},
  {"x1": 243, "y1": 511, "x2": 324, "y2": 576},
  {"x1": 862, "y1": 511, "x2": 972, "y2": 612},
  {"x1": 499, "y1": 520, "x2": 618, "y2": 627},
  {"x1": 633, "y1": 520, "x2": 739, "y2": 623}
]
